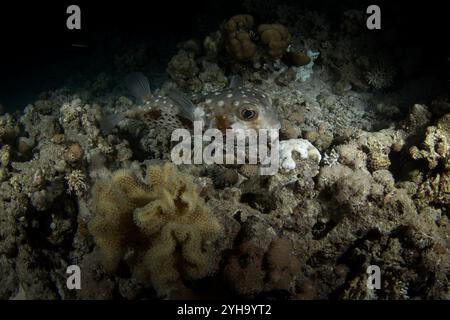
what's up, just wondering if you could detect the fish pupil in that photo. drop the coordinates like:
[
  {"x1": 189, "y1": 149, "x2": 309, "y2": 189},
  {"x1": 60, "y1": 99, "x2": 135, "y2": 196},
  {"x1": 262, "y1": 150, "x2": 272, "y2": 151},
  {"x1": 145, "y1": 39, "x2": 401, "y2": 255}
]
[{"x1": 242, "y1": 109, "x2": 256, "y2": 120}]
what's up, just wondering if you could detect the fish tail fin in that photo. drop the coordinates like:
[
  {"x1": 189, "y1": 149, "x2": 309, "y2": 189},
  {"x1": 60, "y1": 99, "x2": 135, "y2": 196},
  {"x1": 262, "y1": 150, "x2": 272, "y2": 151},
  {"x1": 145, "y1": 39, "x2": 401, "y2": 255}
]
[
  {"x1": 168, "y1": 89, "x2": 195, "y2": 121},
  {"x1": 125, "y1": 72, "x2": 152, "y2": 103}
]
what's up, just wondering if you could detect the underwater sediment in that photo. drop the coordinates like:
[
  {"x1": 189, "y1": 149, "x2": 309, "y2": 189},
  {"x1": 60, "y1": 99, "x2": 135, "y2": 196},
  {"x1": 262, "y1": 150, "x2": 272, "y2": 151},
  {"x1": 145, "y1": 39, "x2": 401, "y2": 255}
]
[{"x1": 0, "y1": 0, "x2": 449, "y2": 300}]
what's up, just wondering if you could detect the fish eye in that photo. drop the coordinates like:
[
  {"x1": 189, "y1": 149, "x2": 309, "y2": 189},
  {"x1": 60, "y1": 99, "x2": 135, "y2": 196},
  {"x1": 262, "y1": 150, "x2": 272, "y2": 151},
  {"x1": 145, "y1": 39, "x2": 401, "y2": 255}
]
[{"x1": 239, "y1": 107, "x2": 258, "y2": 121}]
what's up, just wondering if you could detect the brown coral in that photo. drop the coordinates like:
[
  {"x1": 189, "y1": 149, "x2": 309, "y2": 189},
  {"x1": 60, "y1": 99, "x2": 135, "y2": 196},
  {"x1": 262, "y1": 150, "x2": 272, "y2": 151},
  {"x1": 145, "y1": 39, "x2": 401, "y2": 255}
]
[
  {"x1": 287, "y1": 51, "x2": 311, "y2": 67},
  {"x1": 225, "y1": 31, "x2": 257, "y2": 62},
  {"x1": 223, "y1": 238, "x2": 299, "y2": 296},
  {"x1": 66, "y1": 143, "x2": 84, "y2": 163},
  {"x1": 223, "y1": 14, "x2": 257, "y2": 62},
  {"x1": 258, "y1": 24, "x2": 292, "y2": 59},
  {"x1": 224, "y1": 14, "x2": 254, "y2": 33},
  {"x1": 265, "y1": 238, "x2": 300, "y2": 291},
  {"x1": 223, "y1": 241, "x2": 266, "y2": 295},
  {"x1": 88, "y1": 163, "x2": 222, "y2": 296}
]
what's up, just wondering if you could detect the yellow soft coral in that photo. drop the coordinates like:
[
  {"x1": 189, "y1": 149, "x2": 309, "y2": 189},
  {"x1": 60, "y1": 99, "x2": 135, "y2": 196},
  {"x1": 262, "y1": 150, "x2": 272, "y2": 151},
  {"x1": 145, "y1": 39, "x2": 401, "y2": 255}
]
[
  {"x1": 88, "y1": 171, "x2": 146, "y2": 272},
  {"x1": 88, "y1": 163, "x2": 222, "y2": 296}
]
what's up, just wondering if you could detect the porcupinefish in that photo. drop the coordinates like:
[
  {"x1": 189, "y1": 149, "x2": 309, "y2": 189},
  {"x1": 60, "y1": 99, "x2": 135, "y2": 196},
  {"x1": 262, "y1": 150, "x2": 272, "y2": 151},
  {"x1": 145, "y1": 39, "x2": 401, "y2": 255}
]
[{"x1": 101, "y1": 72, "x2": 280, "y2": 134}]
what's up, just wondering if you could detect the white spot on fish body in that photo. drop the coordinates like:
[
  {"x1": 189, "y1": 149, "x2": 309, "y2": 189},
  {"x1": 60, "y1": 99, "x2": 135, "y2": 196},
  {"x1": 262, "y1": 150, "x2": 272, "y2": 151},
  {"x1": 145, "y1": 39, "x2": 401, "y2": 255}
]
[{"x1": 217, "y1": 100, "x2": 225, "y2": 107}]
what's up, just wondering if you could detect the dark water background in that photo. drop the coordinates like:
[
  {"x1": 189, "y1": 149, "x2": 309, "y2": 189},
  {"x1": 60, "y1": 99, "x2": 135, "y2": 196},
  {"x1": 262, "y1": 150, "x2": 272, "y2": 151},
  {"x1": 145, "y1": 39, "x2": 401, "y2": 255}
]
[{"x1": 0, "y1": 0, "x2": 448, "y2": 112}]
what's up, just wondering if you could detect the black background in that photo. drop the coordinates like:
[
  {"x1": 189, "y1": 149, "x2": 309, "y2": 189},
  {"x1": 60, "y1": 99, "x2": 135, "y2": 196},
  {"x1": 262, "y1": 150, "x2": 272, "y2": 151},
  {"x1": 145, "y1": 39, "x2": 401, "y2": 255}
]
[{"x1": 0, "y1": 0, "x2": 448, "y2": 109}]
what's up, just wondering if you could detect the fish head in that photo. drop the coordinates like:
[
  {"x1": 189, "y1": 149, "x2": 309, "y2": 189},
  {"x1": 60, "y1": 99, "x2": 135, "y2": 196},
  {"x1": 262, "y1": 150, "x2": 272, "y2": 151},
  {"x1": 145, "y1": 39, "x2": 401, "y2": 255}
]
[
  {"x1": 228, "y1": 88, "x2": 281, "y2": 132},
  {"x1": 201, "y1": 87, "x2": 280, "y2": 132}
]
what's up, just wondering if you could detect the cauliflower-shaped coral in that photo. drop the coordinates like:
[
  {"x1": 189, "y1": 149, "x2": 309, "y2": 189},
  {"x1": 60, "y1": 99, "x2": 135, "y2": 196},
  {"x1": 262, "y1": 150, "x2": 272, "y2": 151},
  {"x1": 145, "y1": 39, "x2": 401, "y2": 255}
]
[
  {"x1": 223, "y1": 14, "x2": 257, "y2": 62},
  {"x1": 225, "y1": 31, "x2": 256, "y2": 62},
  {"x1": 224, "y1": 14, "x2": 254, "y2": 33},
  {"x1": 257, "y1": 24, "x2": 292, "y2": 59},
  {"x1": 88, "y1": 163, "x2": 222, "y2": 296},
  {"x1": 167, "y1": 50, "x2": 201, "y2": 91}
]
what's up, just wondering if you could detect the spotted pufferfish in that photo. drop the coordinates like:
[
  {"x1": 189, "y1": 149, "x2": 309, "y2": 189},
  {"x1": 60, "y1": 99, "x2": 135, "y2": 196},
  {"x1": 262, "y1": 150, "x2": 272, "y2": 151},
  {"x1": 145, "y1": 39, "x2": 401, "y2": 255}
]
[{"x1": 101, "y1": 72, "x2": 281, "y2": 133}]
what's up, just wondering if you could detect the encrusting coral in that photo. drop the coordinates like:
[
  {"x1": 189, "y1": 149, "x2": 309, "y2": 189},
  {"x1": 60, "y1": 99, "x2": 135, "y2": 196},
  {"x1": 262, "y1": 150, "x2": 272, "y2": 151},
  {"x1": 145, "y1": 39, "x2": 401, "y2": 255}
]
[{"x1": 88, "y1": 162, "x2": 222, "y2": 296}]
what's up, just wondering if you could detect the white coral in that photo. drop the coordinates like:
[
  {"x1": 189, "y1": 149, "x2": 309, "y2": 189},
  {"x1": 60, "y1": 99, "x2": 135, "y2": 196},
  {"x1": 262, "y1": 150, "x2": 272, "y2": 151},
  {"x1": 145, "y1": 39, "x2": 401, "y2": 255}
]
[
  {"x1": 279, "y1": 138, "x2": 321, "y2": 170},
  {"x1": 294, "y1": 50, "x2": 320, "y2": 82}
]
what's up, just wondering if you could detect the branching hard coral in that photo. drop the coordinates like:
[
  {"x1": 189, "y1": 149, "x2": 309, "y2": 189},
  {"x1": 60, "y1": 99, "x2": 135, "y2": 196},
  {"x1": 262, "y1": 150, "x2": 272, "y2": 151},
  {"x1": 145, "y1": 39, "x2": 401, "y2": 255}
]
[
  {"x1": 367, "y1": 144, "x2": 391, "y2": 172},
  {"x1": 65, "y1": 170, "x2": 88, "y2": 197},
  {"x1": 257, "y1": 24, "x2": 292, "y2": 59},
  {"x1": 409, "y1": 114, "x2": 449, "y2": 170},
  {"x1": 409, "y1": 114, "x2": 450, "y2": 207},
  {"x1": 88, "y1": 163, "x2": 222, "y2": 296},
  {"x1": 0, "y1": 114, "x2": 19, "y2": 144}
]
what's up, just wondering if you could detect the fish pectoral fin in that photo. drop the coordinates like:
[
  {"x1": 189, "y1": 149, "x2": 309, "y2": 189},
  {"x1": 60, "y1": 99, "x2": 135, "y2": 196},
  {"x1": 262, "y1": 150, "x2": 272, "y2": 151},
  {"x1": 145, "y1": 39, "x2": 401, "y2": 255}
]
[
  {"x1": 125, "y1": 72, "x2": 152, "y2": 104},
  {"x1": 229, "y1": 74, "x2": 243, "y2": 89},
  {"x1": 168, "y1": 89, "x2": 195, "y2": 121}
]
